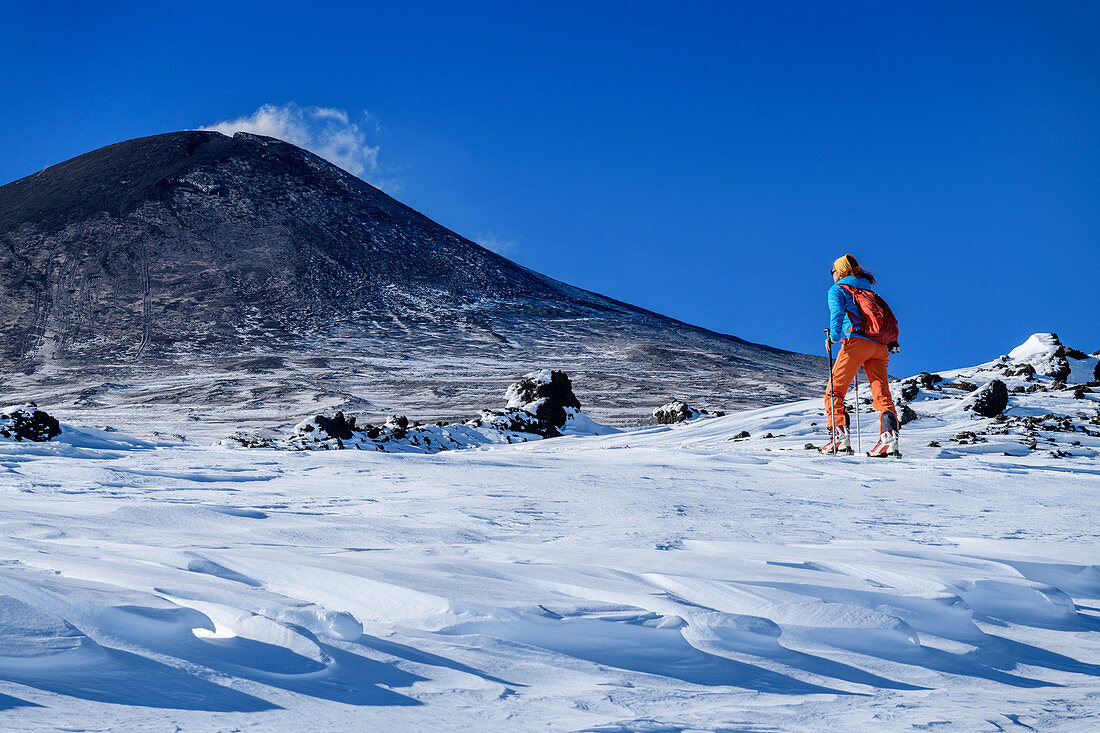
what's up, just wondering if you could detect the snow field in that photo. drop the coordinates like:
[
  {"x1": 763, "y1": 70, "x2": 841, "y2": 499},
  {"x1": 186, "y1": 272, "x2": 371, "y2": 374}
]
[{"x1": 1, "y1": 340, "x2": 1099, "y2": 730}]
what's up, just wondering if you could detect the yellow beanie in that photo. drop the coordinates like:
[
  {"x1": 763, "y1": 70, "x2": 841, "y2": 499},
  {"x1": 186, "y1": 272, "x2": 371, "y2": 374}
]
[{"x1": 832, "y1": 254, "x2": 859, "y2": 277}]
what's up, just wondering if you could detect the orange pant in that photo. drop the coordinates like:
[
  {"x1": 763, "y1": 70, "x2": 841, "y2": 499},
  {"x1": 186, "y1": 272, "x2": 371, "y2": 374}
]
[{"x1": 825, "y1": 338, "x2": 896, "y2": 428}]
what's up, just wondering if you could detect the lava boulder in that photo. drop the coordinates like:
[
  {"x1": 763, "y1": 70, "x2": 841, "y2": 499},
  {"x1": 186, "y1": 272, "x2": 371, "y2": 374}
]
[
  {"x1": 504, "y1": 369, "x2": 582, "y2": 429},
  {"x1": 313, "y1": 411, "x2": 356, "y2": 440},
  {"x1": 967, "y1": 380, "x2": 1009, "y2": 418},
  {"x1": 653, "y1": 400, "x2": 710, "y2": 424}
]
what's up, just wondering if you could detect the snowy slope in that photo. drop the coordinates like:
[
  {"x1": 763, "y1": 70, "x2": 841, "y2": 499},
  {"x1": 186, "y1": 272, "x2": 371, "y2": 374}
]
[{"x1": 0, "y1": 335, "x2": 1098, "y2": 731}]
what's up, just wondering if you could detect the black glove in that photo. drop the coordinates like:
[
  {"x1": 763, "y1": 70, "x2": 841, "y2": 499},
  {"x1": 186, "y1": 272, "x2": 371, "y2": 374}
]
[{"x1": 888, "y1": 341, "x2": 900, "y2": 354}]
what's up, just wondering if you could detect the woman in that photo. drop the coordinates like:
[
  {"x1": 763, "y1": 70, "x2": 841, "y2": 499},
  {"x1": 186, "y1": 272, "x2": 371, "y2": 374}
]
[{"x1": 822, "y1": 253, "x2": 900, "y2": 457}]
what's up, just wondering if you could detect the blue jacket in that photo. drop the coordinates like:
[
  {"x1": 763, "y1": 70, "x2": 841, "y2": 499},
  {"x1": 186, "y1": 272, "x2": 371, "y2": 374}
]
[{"x1": 828, "y1": 275, "x2": 877, "y2": 343}]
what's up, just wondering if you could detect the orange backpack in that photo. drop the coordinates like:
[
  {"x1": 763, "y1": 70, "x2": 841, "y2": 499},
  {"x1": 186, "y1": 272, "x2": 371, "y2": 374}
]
[{"x1": 840, "y1": 284, "x2": 899, "y2": 345}]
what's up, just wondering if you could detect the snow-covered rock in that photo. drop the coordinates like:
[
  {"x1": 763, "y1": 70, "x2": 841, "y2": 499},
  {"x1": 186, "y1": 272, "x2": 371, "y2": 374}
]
[
  {"x1": 0, "y1": 404, "x2": 62, "y2": 442},
  {"x1": 503, "y1": 369, "x2": 582, "y2": 429},
  {"x1": 652, "y1": 400, "x2": 721, "y2": 424},
  {"x1": 1007, "y1": 332, "x2": 1072, "y2": 381}
]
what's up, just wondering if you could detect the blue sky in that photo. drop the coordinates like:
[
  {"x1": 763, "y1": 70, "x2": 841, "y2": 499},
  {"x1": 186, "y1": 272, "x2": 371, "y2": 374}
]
[{"x1": 2, "y1": 1, "x2": 1097, "y2": 372}]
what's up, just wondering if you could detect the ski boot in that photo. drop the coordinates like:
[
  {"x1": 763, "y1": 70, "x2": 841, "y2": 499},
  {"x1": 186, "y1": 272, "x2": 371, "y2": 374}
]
[
  {"x1": 820, "y1": 427, "x2": 853, "y2": 455},
  {"x1": 867, "y1": 411, "x2": 901, "y2": 457},
  {"x1": 867, "y1": 430, "x2": 901, "y2": 457}
]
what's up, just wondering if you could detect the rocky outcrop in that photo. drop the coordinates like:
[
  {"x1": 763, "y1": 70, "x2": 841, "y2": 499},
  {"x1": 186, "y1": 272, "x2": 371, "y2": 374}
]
[
  {"x1": 1008, "y1": 333, "x2": 1071, "y2": 382},
  {"x1": 966, "y1": 380, "x2": 1009, "y2": 418},
  {"x1": 283, "y1": 370, "x2": 610, "y2": 452},
  {"x1": 502, "y1": 370, "x2": 582, "y2": 431},
  {"x1": 0, "y1": 404, "x2": 62, "y2": 442}
]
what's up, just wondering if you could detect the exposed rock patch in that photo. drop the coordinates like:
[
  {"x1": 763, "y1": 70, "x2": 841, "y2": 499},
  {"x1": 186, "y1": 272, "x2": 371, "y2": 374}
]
[
  {"x1": 653, "y1": 400, "x2": 723, "y2": 425},
  {"x1": 917, "y1": 372, "x2": 943, "y2": 389},
  {"x1": 281, "y1": 370, "x2": 612, "y2": 452}
]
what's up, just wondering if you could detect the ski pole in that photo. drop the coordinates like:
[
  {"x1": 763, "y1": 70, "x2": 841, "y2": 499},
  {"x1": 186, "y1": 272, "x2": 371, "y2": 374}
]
[
  {"x1": 854, "y1": 371, "x2": 861, "y2": 455},
  {"x1": 824, "y1": 329, "x2": 837, "y2": 454}
]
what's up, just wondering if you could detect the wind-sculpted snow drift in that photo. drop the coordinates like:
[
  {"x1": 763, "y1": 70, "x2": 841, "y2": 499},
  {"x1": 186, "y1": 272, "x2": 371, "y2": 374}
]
[{"x1": 1, "y1": 333, "x2": 1098, "y2": 730}]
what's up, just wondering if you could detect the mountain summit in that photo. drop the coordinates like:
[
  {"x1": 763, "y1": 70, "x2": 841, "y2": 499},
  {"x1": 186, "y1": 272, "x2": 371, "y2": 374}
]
[{"x1": 0, "y1": 131, "x2": 823, "y2": 437}]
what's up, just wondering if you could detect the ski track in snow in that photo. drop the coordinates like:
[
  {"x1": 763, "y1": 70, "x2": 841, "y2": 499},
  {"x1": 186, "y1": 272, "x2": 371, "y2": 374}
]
[{"x1": 1, "y1": 370, "x2": 1100, "y2": 730}]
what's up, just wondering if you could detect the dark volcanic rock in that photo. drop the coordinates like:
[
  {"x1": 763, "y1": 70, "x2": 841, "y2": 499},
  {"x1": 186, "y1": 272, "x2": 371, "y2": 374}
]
[
  {"x1": 653, "y1": 400, "x2": 717, "y2": 424},
  {"x1": 0, "y1": 404, "x2": 62, "y2": 441},
  {"x1": 899, "y1": 403, "x2": 919, "y2": 425},
  {"x1": 900, "y1": 382, "x2": 919, "y2": 401},
  {"x1": 1047, "y1": 347, "x2": 1072, "y2": 382},
  {"x1": 917, "y1": 372, "x2": 942, "y2": 389},
  {"x1": 313, "y1": 412, "x2": 356, "y2": 440},
  {"x1": 1003, "y1": 363, "x2": 1036, "y2": 379},
  {"x1": 504, "y1": 370, "x2": 581, "y2": 429},
  {"x1": 967, "y1": 380, "x2": 1009, "y2": 418}
]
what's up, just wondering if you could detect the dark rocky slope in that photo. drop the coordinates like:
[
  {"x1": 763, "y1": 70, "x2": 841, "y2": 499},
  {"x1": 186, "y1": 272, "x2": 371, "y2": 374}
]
[{"x1": 0, "y1": 131, "x2": 825, "y2": 438}]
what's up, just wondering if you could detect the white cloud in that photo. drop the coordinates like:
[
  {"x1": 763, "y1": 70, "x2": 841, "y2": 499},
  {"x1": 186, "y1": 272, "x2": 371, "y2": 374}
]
[
  {"x1": 475, "y1": 232, "x2": 519, "y2": 256},
  {"x1": 202, "y1": 103, "x2": 382, "y2": 184}
]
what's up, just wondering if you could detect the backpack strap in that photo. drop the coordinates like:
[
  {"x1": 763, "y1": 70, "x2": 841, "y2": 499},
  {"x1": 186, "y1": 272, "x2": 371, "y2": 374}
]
[{"x1": 837, "y1": 283, "x2": 864, "y2": 335}]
